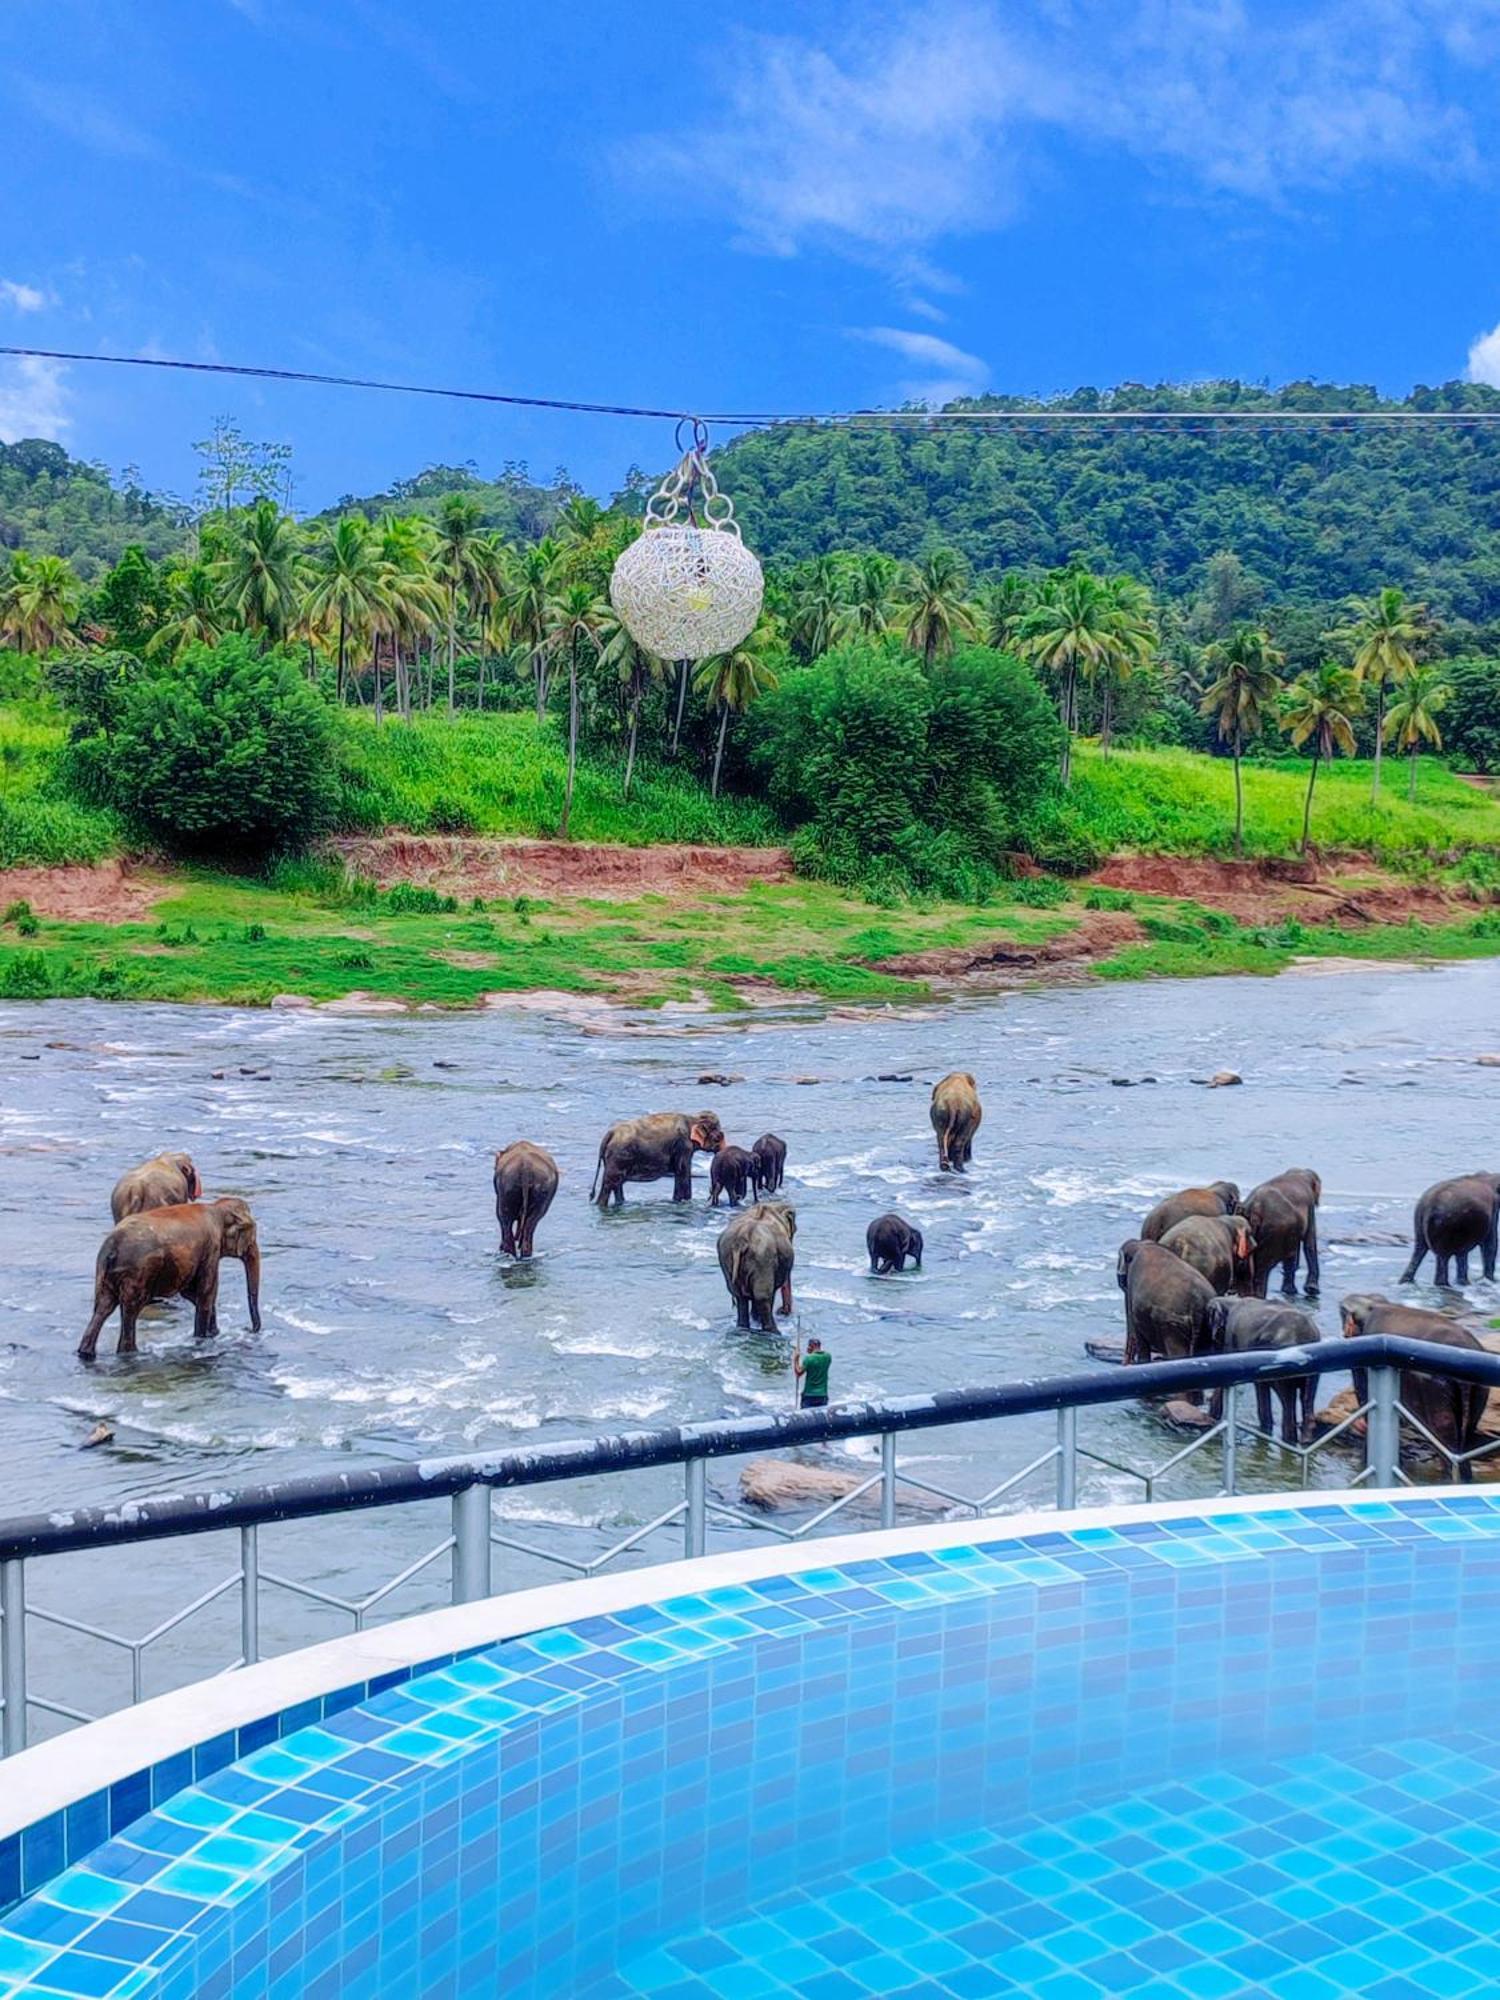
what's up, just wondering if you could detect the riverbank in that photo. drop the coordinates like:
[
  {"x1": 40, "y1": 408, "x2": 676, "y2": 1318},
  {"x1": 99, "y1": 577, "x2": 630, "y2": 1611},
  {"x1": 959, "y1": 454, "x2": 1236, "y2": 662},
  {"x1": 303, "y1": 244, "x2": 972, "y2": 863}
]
[{"x1": 2, "y1": 847, "x2": 1497, "y2": 1011}]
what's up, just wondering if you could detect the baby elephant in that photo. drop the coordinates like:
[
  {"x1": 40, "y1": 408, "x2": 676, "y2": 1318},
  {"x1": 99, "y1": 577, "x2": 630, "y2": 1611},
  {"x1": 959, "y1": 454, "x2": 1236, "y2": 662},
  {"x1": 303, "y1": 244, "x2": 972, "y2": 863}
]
[
  {"x1": 1399, "y1": 1172, "x2": 1500, "y2": 1288},
  {"x1": 751, "y1": 1133, "x2": 787, "y2": 1195},
  {"x1": 80, "y1": 1197, "x2": 262, "y2": 1360},
  {"x1": 111, "y1": 1151, "x2": 202, "y2": 1221},
  {"x1": 867, "y1": 1212, "x2": 923, "y2": 1274},
  {"x1": 709, "y1": 1145, "x2": 757, "y2": 1207},
  {"x1": 1203, "y1": 1297, "x2": 1320, "y2": 1443},
  {"x1": 493, "y1": 1140, "x2": 559, "y2": 1258}
]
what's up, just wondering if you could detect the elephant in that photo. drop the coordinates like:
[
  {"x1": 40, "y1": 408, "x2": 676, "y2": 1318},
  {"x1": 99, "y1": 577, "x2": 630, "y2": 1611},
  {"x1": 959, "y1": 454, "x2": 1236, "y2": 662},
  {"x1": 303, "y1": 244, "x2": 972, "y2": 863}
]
[
  {"x1": 930, "y1": 1073, "x2": 982, "y2": 1172},
  {"x1": 867, "y1": 1212, "x2": 923, "y2": 1274},
  {"x1": 1399, "y1": 1173, "x2": 1500, "y2": 1288},
  {"x1": 1159, "y1": 1214, "x2": 1256, "y2": 1296},
  {"x1": 493, "y1": 1141, "x2": 559, "y2": 1258},
  {"x1": 1203, "y1": 1297, "x2": 1320, "y2": 1443},
  {"x1": 709, "y1": 1145, "x2": 757, "y2": 1207},
  {"x1": 1341, "y1": 1293, "x2": 1488, "y2": 1482},
  {"x1": 751, "y1": 1133, "x2": 787, "y2": 1196},
  {"x1": 79, "y1": 1197, "x2": 262, "y2": 1359},
  {"x1": 1239, "y1": 1170, "x2": 1322, "y2": 1298},
  {"x1": 590, "y1": 1110, "x2": 725, "y2": 1208},
  {"x1": 718, "y1": 1201, "x2": 796, "y2": 1331},
  {"x1": 110, "y1": 1152, "x2": 202, "y2": 1222},
  {"x1": 1117, "y1": 1237, "x2": 1216, "y2": 1372},
  {"x1": 1141, "y1": 1182, "x2": 1240, "y2": 1243}
]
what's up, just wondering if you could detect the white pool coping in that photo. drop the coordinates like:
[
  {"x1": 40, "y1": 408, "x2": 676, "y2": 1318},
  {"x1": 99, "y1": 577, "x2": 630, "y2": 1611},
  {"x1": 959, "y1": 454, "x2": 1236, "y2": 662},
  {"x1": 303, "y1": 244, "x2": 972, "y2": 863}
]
[{"x1": 0, "y1": 1487, "x2": 1411, "y2": 1843}]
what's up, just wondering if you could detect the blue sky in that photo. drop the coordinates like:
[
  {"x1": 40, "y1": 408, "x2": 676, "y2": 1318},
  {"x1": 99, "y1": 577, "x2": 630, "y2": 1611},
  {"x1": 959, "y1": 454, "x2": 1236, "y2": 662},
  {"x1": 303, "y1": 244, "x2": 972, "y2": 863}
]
[{"x1": 3, "y1": 0, "x2": 1500, "y2": 510}]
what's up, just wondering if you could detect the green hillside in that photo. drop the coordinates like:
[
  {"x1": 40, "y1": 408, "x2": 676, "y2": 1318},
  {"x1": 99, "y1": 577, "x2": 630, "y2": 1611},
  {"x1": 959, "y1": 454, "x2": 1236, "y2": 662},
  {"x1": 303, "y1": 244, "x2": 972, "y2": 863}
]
[{"x1": 0, "y1": 440, "x2": 191, "y2": 582}]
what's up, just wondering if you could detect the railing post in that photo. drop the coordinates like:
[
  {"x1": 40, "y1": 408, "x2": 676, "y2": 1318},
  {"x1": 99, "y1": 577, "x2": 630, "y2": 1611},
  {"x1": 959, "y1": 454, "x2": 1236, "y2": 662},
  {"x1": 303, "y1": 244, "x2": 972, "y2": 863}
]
[
  {"x1": 684, "y1": 1456, "x2": 706, "y2": 1558},
  {"x1": 1369, "y1": 1366, "x2": 1400, "y2": 1487},
  {"x1": 1, "y1": 1558, "x2": 26, "y2": 1757},
  {"x1": 1221, "y1": 1384, "x2": 1238, "y2": 1496},
  {"x1": 240, "y1": 1525, "x2": 260, "y2": 1666},
  {"x1": 451, "y1": 1485, "x2": 492, "y2": 1605},
  {"x1": 880, "y1": 1433, "x2": 897, "y2": 1529},
  {"x1": 1056, "y1": 1407, "x2": 1077, "y2": 1511}
]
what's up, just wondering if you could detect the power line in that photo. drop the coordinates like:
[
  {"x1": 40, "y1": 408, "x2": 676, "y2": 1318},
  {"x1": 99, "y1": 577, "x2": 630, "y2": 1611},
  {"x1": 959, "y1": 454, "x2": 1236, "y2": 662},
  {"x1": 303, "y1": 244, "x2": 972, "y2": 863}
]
[{"x1": 4, "y1": 344, "x2": 1500, "y2": 429}]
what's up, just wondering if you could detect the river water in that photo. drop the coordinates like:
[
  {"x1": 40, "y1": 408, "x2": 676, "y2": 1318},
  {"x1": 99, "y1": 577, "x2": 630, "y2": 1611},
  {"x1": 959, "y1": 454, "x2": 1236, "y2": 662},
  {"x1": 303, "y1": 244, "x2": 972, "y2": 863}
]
[{"x1": 1, "y1": 965, "x2": 1497, "y2": 1720}]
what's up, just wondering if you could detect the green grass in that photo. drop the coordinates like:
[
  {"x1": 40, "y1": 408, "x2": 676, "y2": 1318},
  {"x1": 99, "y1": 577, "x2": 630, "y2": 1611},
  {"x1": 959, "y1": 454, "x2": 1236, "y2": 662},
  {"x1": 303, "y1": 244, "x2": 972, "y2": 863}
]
[
  {"x1": 1098, "y1": 905, "x2": 1500, "y2": 981},
  {"x1": 1062, "y1": 744, "x2": 1500, "y2": 861},
  {"x1": 0, "y1": 702, "x2": 121, "y2": 865}
]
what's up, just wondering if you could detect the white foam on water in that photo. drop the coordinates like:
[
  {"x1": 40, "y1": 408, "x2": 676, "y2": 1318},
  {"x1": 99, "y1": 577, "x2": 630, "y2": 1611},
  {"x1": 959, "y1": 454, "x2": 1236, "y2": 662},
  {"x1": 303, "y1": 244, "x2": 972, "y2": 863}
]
[{"x1": 277, "y1": 1309, "x2": 338, "y2": 1335}]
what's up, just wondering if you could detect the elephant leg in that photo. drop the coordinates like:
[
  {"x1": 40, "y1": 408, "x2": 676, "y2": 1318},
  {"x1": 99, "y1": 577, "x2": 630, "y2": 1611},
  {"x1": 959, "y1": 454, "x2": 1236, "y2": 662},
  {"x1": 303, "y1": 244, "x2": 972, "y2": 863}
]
[
  {"x1": 78, "y1": 1287, "x2": 116, "y2": 1361},
  {"x1": 1398, "y1": 1228, "x2": 1426, "y2": 1284},
  {"x1": 1435, "y1": 1252, "x2": 1452, "y2": 1287},
  {"x1": 194, "y1": 1266, "x2": 221, "y2": 1339},
  {"x1": 673, "y1": 1165, "x2": 692, "y2": 1202},
  {"x1": 117, "y1": 1297, "x2": 141, "y2": 1356},
  {"x1": 1456, "y1": 1394, "x2": 1475, "y2": 1483},
  {"x1": 1301, "y1": 1220, "x2": 1320, "y2": 1297},
  {"x1": 1209, "y1": 1385, "x2": 1224, "y2": 1423},
  {"x1": 1275, "y1": 1383, "x2": 1299, "y2": 1446},
  {"x1": 755, "y1": 1296, "x2": 776, "y2": 1333},
  {"x1": 779, "y1": 1280, "x2": 793, "y2": 1316},
  {"x1": 735, "y1": 1296, "x2": 751, "y2": 1331},
  {"x1": 500, "y1": 1218, "x2": 518, "y2": 1256},
  {"x1": 1279, "y1": 1253, "x2": 1298, "y2": 1298},
  {"x1": 1456, "y1": 1252, "x2": 1471, "y2": 1286},
  {"x1": 1254, "y1": 1384, "x2": 1273, "y2": 1435},
  {"x1": 869, "y1": 1254, "x2": 879, "y2": 1274},
  {"x1": 1299, "y1": 1374, "x2": 1319, "y2": 1445}
]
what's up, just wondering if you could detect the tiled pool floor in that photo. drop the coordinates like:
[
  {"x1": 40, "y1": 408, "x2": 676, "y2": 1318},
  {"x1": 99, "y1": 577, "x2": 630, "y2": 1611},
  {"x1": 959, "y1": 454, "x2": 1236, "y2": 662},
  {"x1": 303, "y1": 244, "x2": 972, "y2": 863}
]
[{"x1": 600, "y1": 1729, "x2": 1500, "y2": 2000}]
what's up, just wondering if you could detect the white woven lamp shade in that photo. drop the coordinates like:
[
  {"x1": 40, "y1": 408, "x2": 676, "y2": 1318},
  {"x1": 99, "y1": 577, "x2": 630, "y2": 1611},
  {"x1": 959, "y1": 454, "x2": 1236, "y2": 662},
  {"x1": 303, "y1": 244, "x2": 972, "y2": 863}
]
[{"x1": 609, "y1": 440, "x2": 764, "y2": 660}]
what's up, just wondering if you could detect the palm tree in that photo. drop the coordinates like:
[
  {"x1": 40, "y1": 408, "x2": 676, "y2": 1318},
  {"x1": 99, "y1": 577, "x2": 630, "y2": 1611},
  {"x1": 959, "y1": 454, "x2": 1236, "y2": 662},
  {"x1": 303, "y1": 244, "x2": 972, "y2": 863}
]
[
  {"x1": 214, "y1": 498, "x2": 301, "y2": 642},
  {"x1": 506, "y1": 541, "x2": 563, "y2": 720},
  {"x1": 303, "y1": 516, "x2": 386, "y2": 701},
  {"x1": 0, "y1": 552, "x2": 81, "y2": 651},
  {"x1": 596, "y1": 603, "x2": 664, "y2": 799},
  {"x1": 433, "y1": 495, "x2": 486, "y2": 715},
  {"x1": 693, "y1": 623, "x2": 781, "y2": 798},
  {"x1": 1383, "y1": 666, "x2": 1451, "y2": 802},
  {"x1": 1199, "y1": 627, "x2": 1284, "y2": 856},
  {"x1": 373, "y1": 513, "x2": 442, "y2": 722},
  {"x1": 557, "y1": 496, "x2": 606, "y2": 545},
  {"x1": 1095, "y1": 574, "x2": 1157, "y2": 754},
  {"x1": 546, "y1": 583, "x2": 601, "y2": 837},
  {"x1": 146, "y1": 565, "x2": 224, "y2": 662},
  {"x1": 1015, "y1": 566, "x2": 1113, "y2": 785},
  {"x1": 1334, "y1": 585, "x2": 1429, "y2": 801},
  {"x1": 469, "y1": 531, "x2": 510, "y2": 711},
  {"x1": 834, "y1": 552, "x2": 899, "y2": 640},
  {"x1": 979, "y1": 573, "x2": 1035, "y2": 653},
  {"x1": 1280, "y1": 664, "x2": 1364, "y2": 855},
  {"x1": 898, "y1": 548, "x2": 978, "y2": 668},
  {"x1": 788, "y1": 555, "x2": 846, "y2": 662}
]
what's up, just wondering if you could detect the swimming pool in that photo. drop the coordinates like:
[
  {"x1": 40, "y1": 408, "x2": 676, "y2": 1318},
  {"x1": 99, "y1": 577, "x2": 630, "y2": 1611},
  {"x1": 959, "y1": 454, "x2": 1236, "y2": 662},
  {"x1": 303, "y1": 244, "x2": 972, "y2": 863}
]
[{"x1": 1, "y1": 1492, "x2": 1497, "y2": 1998}]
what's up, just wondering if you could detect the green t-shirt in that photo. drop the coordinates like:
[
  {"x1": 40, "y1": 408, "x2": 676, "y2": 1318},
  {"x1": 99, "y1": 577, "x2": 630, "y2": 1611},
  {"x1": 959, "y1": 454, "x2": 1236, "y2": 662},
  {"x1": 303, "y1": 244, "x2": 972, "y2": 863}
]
[{"x1": 800, "y1": 1350, "x2": 831, "y2": 1399}]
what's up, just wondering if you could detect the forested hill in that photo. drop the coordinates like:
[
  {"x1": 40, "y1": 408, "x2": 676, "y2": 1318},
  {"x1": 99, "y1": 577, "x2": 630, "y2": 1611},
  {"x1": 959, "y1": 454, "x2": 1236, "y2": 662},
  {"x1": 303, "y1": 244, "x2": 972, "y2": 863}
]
[
  {"x1": 316, "y1": 461, "x2": 577, "y2": 543},
  {"x1": 716, "y1": 381, "x2": 1500, "y2": 622},
  {"x1": 0, "y1": 439, "x2": 191, "y2": 581}
]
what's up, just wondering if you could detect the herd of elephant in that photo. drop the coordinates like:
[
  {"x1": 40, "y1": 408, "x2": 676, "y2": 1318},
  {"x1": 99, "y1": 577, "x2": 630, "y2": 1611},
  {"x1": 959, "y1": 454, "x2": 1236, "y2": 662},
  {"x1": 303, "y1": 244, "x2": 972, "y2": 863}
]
[
  {"x1": 1119, "y1": 1167, "x2": 1500, "y2": 1471},
  {"x1": 73, "y1": 1075, "x2": 984, "y2": 1358}
]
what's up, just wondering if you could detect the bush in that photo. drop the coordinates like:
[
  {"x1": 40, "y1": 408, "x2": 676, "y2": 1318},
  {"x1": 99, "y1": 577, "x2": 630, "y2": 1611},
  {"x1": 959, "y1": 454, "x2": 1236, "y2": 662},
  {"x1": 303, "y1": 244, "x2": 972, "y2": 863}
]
[
  {"x1": 1443, "y1": 658, "x2": 1500, "y2": 774},
  {"x1": 104, "y1": 635, "x2": 337, "y2": 857}
]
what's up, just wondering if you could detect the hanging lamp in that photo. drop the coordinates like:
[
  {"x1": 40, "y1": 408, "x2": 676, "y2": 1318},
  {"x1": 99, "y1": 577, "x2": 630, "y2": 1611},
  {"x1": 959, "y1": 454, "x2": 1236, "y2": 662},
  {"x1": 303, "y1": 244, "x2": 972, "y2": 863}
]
[{"x1": 609, "y1": 420, "x2": 764, "y2": 659}]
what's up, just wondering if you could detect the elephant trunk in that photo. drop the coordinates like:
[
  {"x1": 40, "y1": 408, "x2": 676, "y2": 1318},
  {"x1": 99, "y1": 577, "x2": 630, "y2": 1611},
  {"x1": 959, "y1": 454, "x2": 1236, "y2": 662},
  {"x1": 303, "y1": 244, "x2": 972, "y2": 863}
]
[{"x1": 243, "y1": 1244, "x2": 262, "y2": 1332}]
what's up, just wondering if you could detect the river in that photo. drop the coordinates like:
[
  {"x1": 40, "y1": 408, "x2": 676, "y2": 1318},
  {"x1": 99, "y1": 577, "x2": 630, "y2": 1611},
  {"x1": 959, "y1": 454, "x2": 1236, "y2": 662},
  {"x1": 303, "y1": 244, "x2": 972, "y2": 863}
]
[{"x1": 1, "y1": 964, "x2": 1497, "y2": 1723}]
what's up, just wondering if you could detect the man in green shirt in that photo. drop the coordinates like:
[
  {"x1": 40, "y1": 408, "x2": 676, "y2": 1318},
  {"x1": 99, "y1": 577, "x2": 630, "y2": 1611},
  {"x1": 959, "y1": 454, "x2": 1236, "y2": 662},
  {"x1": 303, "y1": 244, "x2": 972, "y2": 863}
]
[{"x1": 795, "y1": 1338, "x2": 831, "y2": 1408}]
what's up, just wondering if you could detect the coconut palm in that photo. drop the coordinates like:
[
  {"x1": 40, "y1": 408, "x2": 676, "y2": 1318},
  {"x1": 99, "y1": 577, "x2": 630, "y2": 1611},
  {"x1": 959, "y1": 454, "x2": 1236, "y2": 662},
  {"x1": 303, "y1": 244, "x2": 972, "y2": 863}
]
[
  {"x1": 468, "y1": 531, "x2": 510, "y2": 711},
  {"x1": 372, "y1": 513, "x2": 442, "y2": 722},
  {"x1": 303, "y1": 516, "x2": 387, "y2": 702},
  {"x1": 1333, "y1": 585, "x2": 1429, "y2": 801},
  {"x1": 1095, "y1": 574, "x2": 1157, "y2": 754},
  {"x1": 546, "y1": 583, "x2": 601, "y2": 838},
  {"x1": 213, "y1": 498, "x2": 301, "y2": 642},
  {"x1": 432, "y1": 495, "x2": 488, "y2": 714},
  {"x1": 979, "y1": 573, "x2": 1035, "y2": 653},
  {"x1": 595, "y1": 602, "x2": 665, "y2": 799},
  {"x1": 506, "y1": 540, "x2": 564, "y2": 720},
  {"x1": 1014, "y1": 566, "x2": 1113, "y2": 785},
  {"x1": 146, "y1": 565, "x2": 225, "y2": 663},
  {"x1": 0, "y1": 551, "x2": 82, "y2": 651},
  {"x1": 1199, "y1": 627, "x2": 1284, "y2": 856},
  {"x1": 787, "y1": 555, "x2": 846, "y2": 662},
  {"x1": 693, "y1": 623, "x2": 781, "y2": 798},
  {"x1": 1382, "y1": 666, "x2": 1451, "y2": 802},
  {"x1": 834, "y1": 551, "x2": 900, "y2": 640},
  {"x1": 898, "y1": 548, "x2": 978, "y2": 668},
  {"x1": 556, "y1": 496, "x2": 606, "y2": 545},
  {"x1": 1280, "y1": 664, "x2": 1364, "y2": 855}
]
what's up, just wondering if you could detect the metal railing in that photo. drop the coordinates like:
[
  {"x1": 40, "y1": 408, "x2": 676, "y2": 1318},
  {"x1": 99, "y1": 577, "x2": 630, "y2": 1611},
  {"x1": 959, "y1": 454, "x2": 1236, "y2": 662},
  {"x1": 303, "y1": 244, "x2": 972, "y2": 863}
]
[{"x1": 4, "y1": 1332, "x2": 1500, "y2": 1757}]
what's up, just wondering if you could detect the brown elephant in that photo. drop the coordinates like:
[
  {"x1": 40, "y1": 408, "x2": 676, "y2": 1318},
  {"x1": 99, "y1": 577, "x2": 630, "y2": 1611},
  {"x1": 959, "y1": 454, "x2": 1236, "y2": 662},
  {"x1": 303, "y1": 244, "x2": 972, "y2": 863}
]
[
  {"x1": 590, "y1": 1110, "x2": 725, "y2": 1208},
  {"x1": 1341, "y1": 1293, "x2": 1488, "y2": 1482},
  {"x1": 1117, "y1": 1237, "x2": 1216, "y2": 1370},
  {"x1": 1239, "y1": 1170, "x2": 1322, "y2": 1298},
  {"x1": 1159, "y1": 1214, "x2": 1256, "y2": 1296},
  {"x1": 1203, "y1": 1296, "x2": 1320, "y2": 1443},
  {"x1": 868, "y1": 1212, "x2": 923, "y2": 1274},
  {"x1": 718, "y1": 1201, "x2": 796, "y2": 1331},
  {"x1": 1141, "y1": 1182, "x2": 1240, "y2": 1243},
  {"x1": 930, "y1": 1073, "x2": 981, "y2": 1173},
  {"x1": 709, "y1": 1145, "x2": 756, "y2": 1208},
  {"x1": 79, "y1": 1198, "x2": 262, "y2": 1359},
  {"x1": 111, "y1": 1152, "x2": 202, "y2": 1222},
  {"x1": 1399, "y1": 1173, "x2": 1500, "y2": 1288},
  {"x1": 493, "y1": 1141, "x2": 559, "y2": 1258},
  {"x1": 751, "y1": 1133, "x2": 787, "y2": 1195}
]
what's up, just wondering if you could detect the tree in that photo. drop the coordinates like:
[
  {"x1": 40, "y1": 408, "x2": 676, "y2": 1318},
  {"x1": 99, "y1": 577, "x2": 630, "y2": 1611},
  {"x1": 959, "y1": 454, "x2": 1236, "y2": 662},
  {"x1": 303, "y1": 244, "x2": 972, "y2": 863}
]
[
  {"x1": 373, "y1": 513, "x2": 441, "y2": 722},
  {"x1": 1382, "y1": 666, "x2": 1451, "y2": 801},
  {"x1": 1280, "y1": 664, "x2": 1363, "y2": 854},
  {"x1": 1335, "y1": 585, "x2": 1429, "y2": 800},
  {"x1": 303, "y1": 516, "x2": 387, "y2": 702},
  {"x1": 1096, "y1": 574, "x2": 1157, "y2": 753},
  {"x1": 693, "y1": 622, "x2": 782, "y2": 798},
  {"x1": 0, "y1": 552, "x2": 81, "y2": 651},
  {"x1": 787, "y1": 554, "x2": 846, "y2": 662},
  {"x1": 1015, "y1": 566, "x2": 1112, "y2": 785},
  {"x1": 595, "y1": 603, "x2": 664, "y2": 799},
  {"x1": 1198, "y1": 626, "x2": 1284, "y2": 856},
  {"x1": 545, "y1": 584, "x2": 602, "y2": 837},
  {"x1": 213, "y1": 499, "x2": 301, "y2": 643},
  {"x1": 146, "y1": 565, "x2": 225, "y2": 663},
  {"x1": 834, "y1": 551, "x2": 899, "y2": 640},
  {"x1": 898, "y1": 548, "x2": 978, "y2": 667},
  {"x1": 432, "y1": 495, "x2": 485, "y2": 715},
  {"x1": 94, "y1": 545, "x2": 164, "y2": 654},
  {"x1": 1441, "y1": 658, "x2": 1500, "y2": 774},
  {"x1": 505, "y1": 540, "x2": 563, "y2": 721},
  {"x1": 979, "y1": 573, "x2": 1035, "y2": 652}
]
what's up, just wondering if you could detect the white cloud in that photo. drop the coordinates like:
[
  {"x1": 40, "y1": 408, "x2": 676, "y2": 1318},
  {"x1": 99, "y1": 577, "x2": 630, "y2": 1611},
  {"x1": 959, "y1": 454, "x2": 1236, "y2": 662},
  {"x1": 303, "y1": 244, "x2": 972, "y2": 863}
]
[
  {"x1": 1467, "y1": 319, "x2": 1500, "y2": 386},
  {"x1": 0, "y1": 280, "x2": 47, "y2": 314},
  {"x1": 0, "y1": 356, "x2": 69, "y2": 442},
  {"x1": 852, "y1": 325, "x2": 989, "y2": 404}
]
